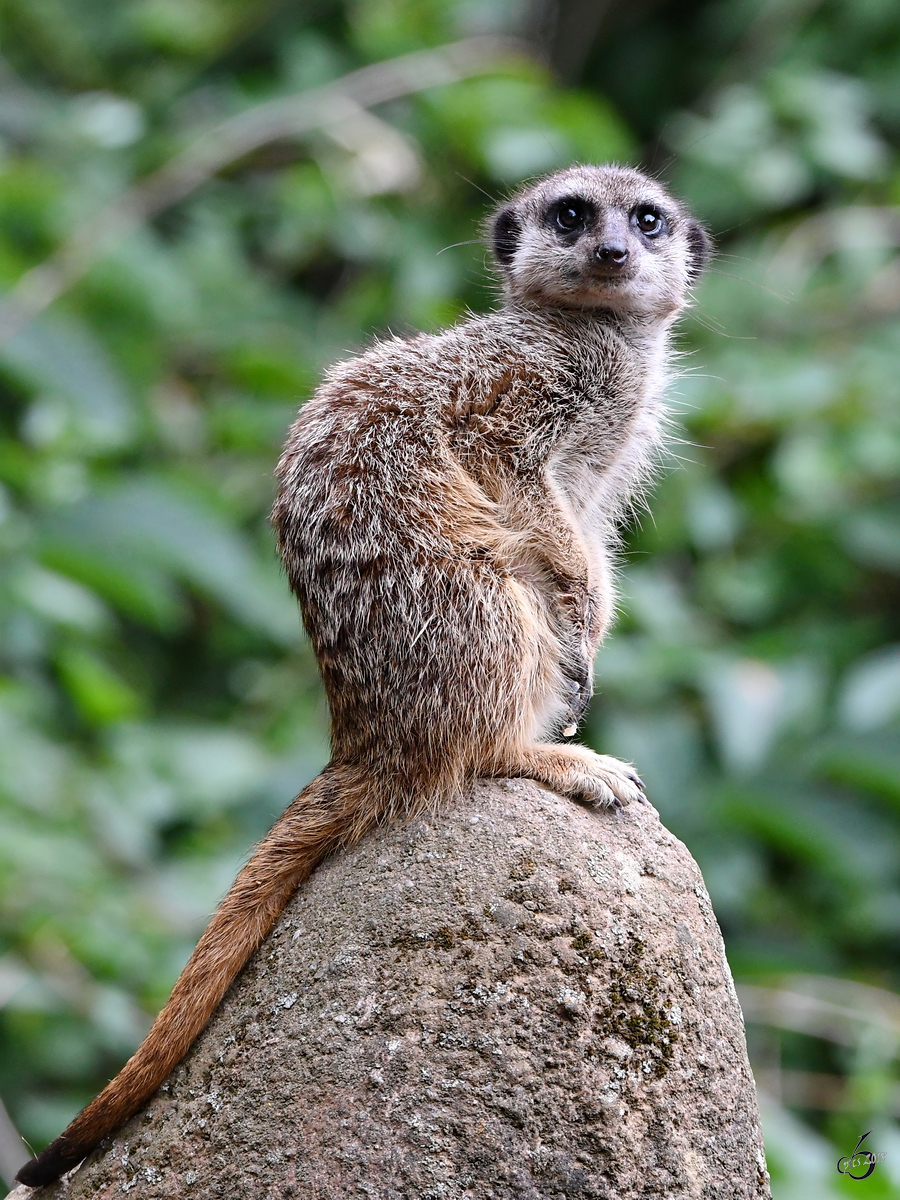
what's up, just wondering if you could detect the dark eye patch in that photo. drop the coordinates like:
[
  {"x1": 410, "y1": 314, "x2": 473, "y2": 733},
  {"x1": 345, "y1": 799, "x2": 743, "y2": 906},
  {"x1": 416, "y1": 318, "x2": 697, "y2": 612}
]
[{"x1": 546, "y1": 197, "x2": 595, "y2": 237}]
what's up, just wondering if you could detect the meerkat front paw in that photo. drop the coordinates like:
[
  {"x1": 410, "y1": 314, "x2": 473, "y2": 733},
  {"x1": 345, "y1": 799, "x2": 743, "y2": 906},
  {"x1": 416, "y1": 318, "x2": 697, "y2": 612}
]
[
  {"x1": 504, "y1": 745, "x2": 647, "y2": 811},
  {"x1": 567, "y1": 752, "x2": 647, "y2": 810}
]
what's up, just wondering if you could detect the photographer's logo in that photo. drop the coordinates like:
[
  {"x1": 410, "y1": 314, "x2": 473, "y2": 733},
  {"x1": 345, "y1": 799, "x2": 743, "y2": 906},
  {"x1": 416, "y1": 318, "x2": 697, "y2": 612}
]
[{"x1": 837, "y1": 1132, "x2": 886, "y2": 1180}]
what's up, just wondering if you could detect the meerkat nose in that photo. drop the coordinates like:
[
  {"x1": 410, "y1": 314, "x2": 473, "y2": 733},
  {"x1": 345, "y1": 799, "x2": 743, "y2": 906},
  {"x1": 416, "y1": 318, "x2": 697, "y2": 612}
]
[{"x1": 595, "y1": 242, "x2": 629, "y2": 267}]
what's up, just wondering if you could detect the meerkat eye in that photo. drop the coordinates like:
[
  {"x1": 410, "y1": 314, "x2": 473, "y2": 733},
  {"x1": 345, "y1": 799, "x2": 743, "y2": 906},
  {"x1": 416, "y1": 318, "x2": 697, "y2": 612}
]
[
  {"x1": 632, "y1": 207, "x2": 666, "y2": 237},
  {"x1": 552, "y1": 198, "x2": 589, "y2": 234}
]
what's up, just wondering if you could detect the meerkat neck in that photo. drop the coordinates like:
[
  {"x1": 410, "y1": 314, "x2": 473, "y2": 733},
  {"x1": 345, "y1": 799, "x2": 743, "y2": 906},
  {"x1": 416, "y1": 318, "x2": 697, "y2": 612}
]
[
  {"x1": 494, "y1": 302, "x2": 675, "y2": 376},
  {"x1": 501, "y1": 299, "x2": 677, "y2": 339}
]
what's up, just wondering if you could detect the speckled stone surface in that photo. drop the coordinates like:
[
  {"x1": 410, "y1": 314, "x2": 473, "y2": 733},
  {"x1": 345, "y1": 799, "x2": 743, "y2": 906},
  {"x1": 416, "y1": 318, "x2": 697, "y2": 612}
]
[{"x1": 15, "y1": 779, "x2": 770, "y2": 1200}]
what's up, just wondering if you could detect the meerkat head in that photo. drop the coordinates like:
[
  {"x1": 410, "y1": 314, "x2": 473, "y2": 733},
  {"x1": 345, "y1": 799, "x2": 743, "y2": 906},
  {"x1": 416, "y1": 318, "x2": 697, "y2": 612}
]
[{"x1": 489, "y1": 164, "x2": 712, "y2": 318}]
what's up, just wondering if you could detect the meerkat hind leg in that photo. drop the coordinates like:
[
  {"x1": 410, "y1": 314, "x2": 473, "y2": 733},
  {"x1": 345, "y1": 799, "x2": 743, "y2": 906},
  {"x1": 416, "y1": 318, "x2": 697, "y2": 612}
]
[{"x1": 500, "y1": 744, "x2": 647, "y2": 810}]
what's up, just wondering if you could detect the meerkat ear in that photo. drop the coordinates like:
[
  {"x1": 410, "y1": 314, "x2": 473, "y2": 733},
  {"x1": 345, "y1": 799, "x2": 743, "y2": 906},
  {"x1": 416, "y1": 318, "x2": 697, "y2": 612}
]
[
  {"x1": 685, "y1": 220, "x2": 714, "y2": 283},
  {"x1": 491, "y1": 205, "x2": 521, "y2": 266}
]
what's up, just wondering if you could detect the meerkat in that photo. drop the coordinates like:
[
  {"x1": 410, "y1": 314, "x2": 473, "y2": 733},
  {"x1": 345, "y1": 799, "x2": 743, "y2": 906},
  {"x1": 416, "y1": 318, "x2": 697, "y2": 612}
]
[{"x1": 18, "y1": 163, "x2": 710, "y2": 1188}]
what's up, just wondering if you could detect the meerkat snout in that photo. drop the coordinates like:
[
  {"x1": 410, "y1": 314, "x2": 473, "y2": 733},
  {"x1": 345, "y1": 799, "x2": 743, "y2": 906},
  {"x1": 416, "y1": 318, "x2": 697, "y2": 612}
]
[
  {"x1": 594, "y1": 241, "x2": 629, "y2": 269},
  {"x1": 490, "y1": 164, "x2": 712, "y2": 318},
  {"x1": 591, "y1": 208, "x2": 632, "y2": 274}
]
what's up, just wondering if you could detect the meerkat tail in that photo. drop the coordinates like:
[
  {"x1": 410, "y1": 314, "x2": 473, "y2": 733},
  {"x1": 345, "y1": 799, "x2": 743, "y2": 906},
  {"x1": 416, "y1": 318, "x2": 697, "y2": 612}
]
[{"x1": 16, "y1": 763, "x2": 372, "y2": 1188}]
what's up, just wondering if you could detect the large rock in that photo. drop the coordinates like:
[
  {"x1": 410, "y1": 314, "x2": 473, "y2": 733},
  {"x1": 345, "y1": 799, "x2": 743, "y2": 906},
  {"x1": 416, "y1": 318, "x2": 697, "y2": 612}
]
[{"x1": 13, "y1": 779, "x2": 770, "y2": 1199}]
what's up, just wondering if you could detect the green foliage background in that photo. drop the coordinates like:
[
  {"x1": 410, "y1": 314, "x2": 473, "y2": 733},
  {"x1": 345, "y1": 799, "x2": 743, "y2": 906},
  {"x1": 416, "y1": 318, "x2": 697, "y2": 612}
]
[{"x1": 1, "y1": 0, "x2": 900, "y2": 1192}]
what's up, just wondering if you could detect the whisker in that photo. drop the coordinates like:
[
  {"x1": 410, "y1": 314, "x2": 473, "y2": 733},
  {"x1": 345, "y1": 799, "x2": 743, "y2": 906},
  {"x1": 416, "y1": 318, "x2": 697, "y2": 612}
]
[
  {"x1": 688, "y1": 309, "x2": 757, "y2": 339},
  {"x1": 711, "y1": 215, "x2": 759, "y2": 239},
  {"x1": 437, "y1": 239, "x2": 483, "y2": 255},
  {"x1": 705, "y1": 266, "x2": 792, "y2": 303},
  {"x1": 642, "y1": 149, "x2": 679, "y2": 181},
  {"x1": 454, "y1": 171, "x2": 499, "y2": 202},
  {"x1": 714, "y1": 252, "x2": 762, "y2": 263}
]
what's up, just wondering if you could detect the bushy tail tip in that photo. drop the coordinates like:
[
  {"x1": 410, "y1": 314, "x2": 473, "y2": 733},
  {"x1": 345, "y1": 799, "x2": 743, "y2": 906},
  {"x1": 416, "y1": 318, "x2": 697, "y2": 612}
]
[{"x1": 16, "y1": 1139, "x2": 83, "y2": 1188}]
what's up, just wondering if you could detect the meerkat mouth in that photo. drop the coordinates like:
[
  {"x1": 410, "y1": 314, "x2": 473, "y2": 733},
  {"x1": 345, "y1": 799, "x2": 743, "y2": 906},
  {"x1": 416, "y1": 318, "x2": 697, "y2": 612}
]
[
  {"x1": 588, "y1": 266, "x2": 637, "y2": 285},
  {"x1": 563, "y1": 268, "x2": 637, "y2": 291}
]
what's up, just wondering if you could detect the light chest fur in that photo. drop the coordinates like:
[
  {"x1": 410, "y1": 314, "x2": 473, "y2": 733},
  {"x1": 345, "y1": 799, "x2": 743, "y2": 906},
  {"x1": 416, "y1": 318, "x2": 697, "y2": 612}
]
[{"x1": 285, "y1": 302, "x2": 673, "y2": 634}]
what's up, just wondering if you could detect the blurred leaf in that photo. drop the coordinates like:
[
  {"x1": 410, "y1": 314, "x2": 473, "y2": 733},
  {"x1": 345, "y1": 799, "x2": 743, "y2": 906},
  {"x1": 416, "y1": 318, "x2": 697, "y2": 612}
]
[
  {"x1": 841, "y1": 507, "x2": 900, "y2": 573},
  {"x1": 701, "y1": 657, "x2": 823, "y2": 774},
  {"x1": 41, "y1": 479, "x2": 300, "y2": 643},
  {"x1": 10, "y1": 565, "x2": 109, "y2": 633},
  {"x1": 839, "y1": 647, "x2": 900, "y2": 732},
  {"x1": 55, "y1": 646, "x2": 143, "y2": 725},
  {"x1": 1, "y1": 315, "x2": 136, "y2": 452}
]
